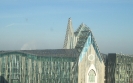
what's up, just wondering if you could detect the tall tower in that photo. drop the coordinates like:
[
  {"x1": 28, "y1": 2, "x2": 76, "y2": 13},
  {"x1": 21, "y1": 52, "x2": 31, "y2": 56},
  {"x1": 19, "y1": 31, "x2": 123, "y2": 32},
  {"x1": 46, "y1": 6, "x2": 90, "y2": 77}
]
[{"x1": 63, "y1": 18, "x2": 75, "y2": 49}]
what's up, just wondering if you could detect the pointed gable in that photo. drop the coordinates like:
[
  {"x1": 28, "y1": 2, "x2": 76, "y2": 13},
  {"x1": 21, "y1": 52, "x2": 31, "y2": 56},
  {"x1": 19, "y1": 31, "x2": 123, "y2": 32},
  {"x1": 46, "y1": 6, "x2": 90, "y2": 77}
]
[{"x1": 75, "y1": 24, "x2": 102, "y2": 63}]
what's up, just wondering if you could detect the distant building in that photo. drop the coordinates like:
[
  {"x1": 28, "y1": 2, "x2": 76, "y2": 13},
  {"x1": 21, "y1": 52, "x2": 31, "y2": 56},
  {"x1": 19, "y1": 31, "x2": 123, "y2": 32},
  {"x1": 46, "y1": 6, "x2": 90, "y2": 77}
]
[
  {"x1": 106, "y1": 53, "x2": 133, "y2": 83},
  {"x1": 0, "y1": 18, "x2": 132, "y2": 83}
]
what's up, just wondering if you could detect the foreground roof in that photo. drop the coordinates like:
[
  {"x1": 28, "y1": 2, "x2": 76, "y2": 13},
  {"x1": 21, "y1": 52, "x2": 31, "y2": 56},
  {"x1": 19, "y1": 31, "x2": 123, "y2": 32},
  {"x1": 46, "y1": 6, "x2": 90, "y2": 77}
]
[{"x1": 0, "y1": 49, "x2": 79, "y2": 57}]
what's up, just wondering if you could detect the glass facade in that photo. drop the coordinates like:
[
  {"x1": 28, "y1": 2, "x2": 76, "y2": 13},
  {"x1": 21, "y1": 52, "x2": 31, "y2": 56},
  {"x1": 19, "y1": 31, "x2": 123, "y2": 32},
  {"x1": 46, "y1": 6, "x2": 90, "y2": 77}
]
[{"x1": 0, "y1": 50, "x2": 78, "y2": 83}]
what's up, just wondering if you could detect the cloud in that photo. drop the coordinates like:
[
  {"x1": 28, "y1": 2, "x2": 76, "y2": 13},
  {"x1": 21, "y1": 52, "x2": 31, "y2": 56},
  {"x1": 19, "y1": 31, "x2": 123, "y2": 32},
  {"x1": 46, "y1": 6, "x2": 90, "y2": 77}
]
[
  {"x1": 4, "y1": 23, "x2": 34, "y2": 28},
  {"x1": 5, "y1": 23, "x2": 15, "y2": 28},
  {"x1": 21, "y1": 41, "x2": 36, "y2": 50}
]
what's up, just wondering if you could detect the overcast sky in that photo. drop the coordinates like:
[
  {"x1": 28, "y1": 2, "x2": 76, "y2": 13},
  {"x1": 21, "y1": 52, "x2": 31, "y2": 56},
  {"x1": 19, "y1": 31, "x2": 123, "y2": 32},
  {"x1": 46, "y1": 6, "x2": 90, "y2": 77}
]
[{"x1": 0, "y1": 0, "x2": 133, "y2": 54}]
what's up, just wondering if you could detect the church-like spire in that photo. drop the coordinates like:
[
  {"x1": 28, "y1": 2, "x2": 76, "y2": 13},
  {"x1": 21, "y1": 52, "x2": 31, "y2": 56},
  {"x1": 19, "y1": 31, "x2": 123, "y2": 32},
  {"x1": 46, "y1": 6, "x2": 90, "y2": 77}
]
[
  {"x1": 67, "y1": 18, "x2": 74, "y2": 33},
  {"x1": 63, "y1": 18, "x2": 75, "y2": 49}
]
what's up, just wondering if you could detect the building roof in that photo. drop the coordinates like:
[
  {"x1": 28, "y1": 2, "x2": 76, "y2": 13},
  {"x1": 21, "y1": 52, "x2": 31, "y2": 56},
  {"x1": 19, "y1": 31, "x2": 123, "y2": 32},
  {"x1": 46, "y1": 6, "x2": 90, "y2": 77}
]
[{"x1": 0, "y1": 49, "x2": 79, "y2": 57}]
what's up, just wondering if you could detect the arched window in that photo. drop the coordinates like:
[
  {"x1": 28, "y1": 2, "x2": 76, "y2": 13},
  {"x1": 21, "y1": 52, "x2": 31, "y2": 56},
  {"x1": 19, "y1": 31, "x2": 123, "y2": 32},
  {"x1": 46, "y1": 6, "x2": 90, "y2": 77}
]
[{"x1": 88, "y1": 69, "x2": 96, "y2": 83}]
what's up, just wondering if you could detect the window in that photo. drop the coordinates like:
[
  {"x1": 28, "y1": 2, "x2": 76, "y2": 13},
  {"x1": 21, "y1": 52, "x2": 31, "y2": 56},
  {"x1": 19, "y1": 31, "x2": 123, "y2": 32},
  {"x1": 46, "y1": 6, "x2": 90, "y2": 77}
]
[{"x1": 88, "y1": 70, "x2": 96, "y2": 83}]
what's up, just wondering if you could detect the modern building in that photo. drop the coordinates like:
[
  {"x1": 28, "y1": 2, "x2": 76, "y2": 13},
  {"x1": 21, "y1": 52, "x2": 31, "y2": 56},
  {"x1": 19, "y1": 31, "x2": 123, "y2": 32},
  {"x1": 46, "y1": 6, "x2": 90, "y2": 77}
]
[
  {"x1": 0, "y1": 49, "x2": 79, "y2": 83},
  {"x1": 0, "y1": 18, "x2": 132, "y2": 83},
  {"x1": 106, "y1": 53, "x2": 133, "y2": 83}
]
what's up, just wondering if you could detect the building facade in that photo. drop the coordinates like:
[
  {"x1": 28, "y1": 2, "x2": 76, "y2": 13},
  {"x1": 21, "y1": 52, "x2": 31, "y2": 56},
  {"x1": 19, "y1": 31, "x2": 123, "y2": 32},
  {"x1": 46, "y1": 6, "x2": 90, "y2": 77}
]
[
  {"x1": 106, "y1": 53, "x2": 133, "y2": 83},
  {"x1": 0, "y1": 50, "x2": 78, "y2": 83},
  {"x1": 63, "y1": 18, "x2": 105, "y2": 83}
]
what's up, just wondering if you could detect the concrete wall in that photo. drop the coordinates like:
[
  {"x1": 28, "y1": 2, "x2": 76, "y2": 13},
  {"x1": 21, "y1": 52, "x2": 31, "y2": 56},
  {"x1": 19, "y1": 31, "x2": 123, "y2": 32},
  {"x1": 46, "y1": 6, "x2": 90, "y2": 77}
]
[{"x1": 78, "y1": 44, "x2": 105, "y2": 83}]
